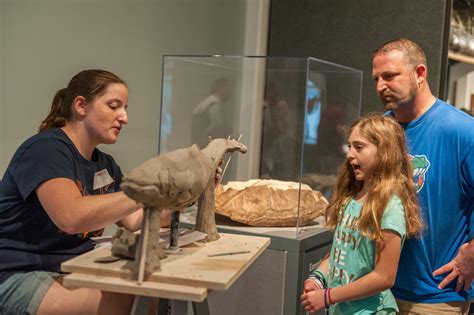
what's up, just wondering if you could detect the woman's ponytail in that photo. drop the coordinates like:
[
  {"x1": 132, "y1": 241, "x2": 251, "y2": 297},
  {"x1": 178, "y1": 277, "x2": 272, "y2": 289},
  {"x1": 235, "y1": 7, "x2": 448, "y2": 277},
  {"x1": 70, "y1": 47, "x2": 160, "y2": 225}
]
[{"x1": 38, "y1": 88, "x2": 71, "y2": 132}]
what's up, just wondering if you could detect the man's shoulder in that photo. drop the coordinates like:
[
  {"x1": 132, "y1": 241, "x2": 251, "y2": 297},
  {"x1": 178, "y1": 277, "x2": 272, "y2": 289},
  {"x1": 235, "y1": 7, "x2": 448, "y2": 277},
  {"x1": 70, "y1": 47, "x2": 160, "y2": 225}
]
[
  {"x1": 436, "y1": 99, "x2": 472, "y2": 118},
  {"x1": 432, "y1": 99, "x2": 474, "y2": 130}
]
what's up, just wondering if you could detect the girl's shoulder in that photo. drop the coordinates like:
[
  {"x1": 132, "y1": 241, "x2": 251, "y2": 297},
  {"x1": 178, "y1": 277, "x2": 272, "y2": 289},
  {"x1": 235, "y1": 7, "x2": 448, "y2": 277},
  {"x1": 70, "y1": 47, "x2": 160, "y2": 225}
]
[
  {"x1": 381, "y1": 194, "x2": 407, "y2": 237},
  {"x1": 387, "y1": 194, "x2": 403, "y2": 207},
  {"x1": 383, "y1": 195, "x2": 404, "y2": 217}
]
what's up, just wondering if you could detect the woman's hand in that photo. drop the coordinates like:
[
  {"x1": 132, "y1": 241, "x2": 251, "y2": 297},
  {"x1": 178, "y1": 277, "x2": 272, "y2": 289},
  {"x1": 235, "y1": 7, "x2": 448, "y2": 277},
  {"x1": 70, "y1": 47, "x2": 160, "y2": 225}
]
[
  {"x1": 160, "y1": 209, "x2": 172, "y2": 227},
  {"x1": 215, "y1": 165, "x2": 223, "y2": 186}
]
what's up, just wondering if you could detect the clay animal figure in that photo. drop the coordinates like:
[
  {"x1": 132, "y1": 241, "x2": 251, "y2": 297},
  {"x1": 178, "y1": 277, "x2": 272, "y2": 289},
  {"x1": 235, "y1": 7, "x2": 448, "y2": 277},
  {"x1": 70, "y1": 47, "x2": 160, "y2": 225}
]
[{"x1": 115, "y1": 138, "x2": 247, "y2": 282}]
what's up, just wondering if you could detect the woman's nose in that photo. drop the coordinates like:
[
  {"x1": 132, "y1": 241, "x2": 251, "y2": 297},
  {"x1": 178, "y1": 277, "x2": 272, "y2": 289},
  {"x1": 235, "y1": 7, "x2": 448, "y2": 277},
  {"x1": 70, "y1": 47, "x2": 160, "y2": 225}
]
[{"x1": 118, "y1": 109, "x2": 128, "y2": 124}]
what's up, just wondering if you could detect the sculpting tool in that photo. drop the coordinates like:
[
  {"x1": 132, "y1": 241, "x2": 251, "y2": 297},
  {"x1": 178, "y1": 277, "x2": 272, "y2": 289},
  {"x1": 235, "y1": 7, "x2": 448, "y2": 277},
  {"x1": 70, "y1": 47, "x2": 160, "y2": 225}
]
[
  {"x1": 208, "y1": 250, "x2": 250, "y2": 257},
  {"x1": 218, "y1": 133, "x2": 243, "y2": 185},
  {"x1": 216, "y1": 135, "x2": 231, "y2": 185},
  {"x1": 137, "y1": 207, "x2": 150, "y2": 285},
  {"x1": 94, "y1": 255, "x2": 121, "y2": 263}
]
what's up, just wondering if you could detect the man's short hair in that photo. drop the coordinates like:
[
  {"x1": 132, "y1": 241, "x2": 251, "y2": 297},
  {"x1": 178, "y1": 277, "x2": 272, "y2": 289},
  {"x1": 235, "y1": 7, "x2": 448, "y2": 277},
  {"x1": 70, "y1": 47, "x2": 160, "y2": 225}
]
[{"x1": 372, "y1": 38, "x2": 427, "y2": 69}]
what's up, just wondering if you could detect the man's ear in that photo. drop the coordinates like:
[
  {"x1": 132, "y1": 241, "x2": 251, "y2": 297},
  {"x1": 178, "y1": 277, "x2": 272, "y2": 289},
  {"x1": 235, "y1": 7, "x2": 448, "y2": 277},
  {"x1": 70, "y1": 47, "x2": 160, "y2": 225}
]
[
  {"x1": 415, "y1": 64, "x2": 427, "y2": 86},
  {"x1": 73, "y1": 96, "x2": 87, "y2": 117}
]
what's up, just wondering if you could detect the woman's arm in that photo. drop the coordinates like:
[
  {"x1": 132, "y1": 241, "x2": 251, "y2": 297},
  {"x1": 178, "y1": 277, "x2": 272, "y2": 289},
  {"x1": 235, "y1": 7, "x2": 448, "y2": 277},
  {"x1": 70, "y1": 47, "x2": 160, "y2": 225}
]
[
  {"x1": 118, "y1": 209, "x2": 172, "y2": 232},
  {"x1": 330, "y1": 230, "x2": 401, "y2": 303},
  {"x1": 37, "y1": 178, "x2": 142, "y2": 234},
  {"x1": 37, "y1": 163, "x2": 225, "y2": 234},
  {"x1": 117, "y1": 209, "x2": 143, "y2": 232}
]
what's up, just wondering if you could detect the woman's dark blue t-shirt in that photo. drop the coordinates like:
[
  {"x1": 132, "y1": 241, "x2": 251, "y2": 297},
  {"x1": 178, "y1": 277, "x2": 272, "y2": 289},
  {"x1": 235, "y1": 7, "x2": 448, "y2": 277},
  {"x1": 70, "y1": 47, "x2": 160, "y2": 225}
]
[{"x1": 0, "y1": 128, "x2": 122, "y2": 282}]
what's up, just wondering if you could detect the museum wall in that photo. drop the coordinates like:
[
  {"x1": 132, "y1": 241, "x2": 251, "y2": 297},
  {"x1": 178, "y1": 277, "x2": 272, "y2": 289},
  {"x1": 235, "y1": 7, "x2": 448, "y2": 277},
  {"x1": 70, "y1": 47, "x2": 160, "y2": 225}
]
[
  {"x1": 267, "y1": 0, "x2": 451, "y2": 115},
  {"x1": 1, "y1": 0, "x2": 452, "y2": 175},
  {"x1": 0, "y1": 0, "x2": 269, "y2": 175}
]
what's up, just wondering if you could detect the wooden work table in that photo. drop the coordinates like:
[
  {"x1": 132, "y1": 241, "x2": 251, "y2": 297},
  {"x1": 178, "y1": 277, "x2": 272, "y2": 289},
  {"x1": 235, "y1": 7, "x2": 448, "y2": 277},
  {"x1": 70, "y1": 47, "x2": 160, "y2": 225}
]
[{"x1": 61, "y1": 232, "x2": 270, "y2": 315}]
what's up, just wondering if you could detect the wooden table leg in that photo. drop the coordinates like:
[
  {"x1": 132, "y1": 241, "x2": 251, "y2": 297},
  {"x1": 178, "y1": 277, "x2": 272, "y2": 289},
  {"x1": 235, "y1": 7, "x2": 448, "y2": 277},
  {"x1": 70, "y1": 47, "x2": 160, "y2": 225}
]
[
  {"x1": 192, "y1": 299, "x2": 210, "y2": 315},
  {"x1": 131, "y1": 296, "x2": 167, "y2": 315},
  {"x1": 157, "y1": 298, "x2": 169, "y2": 314},
  {"x1": 131, "y1": 296, "x2": 152, "y2": 315}
]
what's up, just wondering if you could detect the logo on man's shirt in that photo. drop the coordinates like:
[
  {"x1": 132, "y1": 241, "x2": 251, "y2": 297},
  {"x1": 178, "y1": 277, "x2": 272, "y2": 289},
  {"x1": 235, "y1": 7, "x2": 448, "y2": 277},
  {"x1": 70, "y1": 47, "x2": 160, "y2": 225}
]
[{"x1": 409, "y1": 154, "x2": 430, "y2": 193}]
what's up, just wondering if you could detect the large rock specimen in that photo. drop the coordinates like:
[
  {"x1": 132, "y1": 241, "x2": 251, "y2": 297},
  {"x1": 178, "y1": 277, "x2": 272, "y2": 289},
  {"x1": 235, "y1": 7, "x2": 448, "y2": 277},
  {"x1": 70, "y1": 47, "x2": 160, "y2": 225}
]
[{"x1": 215, "y1": 179, "x2": 327, "y2": 226}]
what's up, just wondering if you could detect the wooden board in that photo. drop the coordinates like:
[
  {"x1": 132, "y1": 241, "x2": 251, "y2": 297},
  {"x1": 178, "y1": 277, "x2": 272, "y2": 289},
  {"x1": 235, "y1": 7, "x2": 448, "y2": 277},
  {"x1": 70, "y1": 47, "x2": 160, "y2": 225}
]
[
  {"x1": 63, "y1": 273, "x2": 207, "y2": 302},
  {"x1": 62, "y1": 233, "x2": 270, "y2": 290}
]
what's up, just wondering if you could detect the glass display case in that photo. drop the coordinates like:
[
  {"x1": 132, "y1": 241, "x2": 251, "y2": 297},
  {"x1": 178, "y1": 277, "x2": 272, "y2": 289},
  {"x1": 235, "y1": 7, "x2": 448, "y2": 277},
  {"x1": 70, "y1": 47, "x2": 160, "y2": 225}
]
[
  {"x1": 160, "y1": 55, "x2": 362, "y2": 315},
  {"x1": 159, "y1": 55, "x2": 362, "y2": 239}
]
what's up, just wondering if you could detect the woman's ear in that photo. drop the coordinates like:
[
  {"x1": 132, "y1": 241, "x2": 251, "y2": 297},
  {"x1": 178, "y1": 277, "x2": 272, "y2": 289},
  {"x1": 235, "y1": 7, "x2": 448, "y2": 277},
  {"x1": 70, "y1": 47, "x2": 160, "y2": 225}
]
[{"x1": 73, "y1": 96, "x2": 87, "y2": 118}]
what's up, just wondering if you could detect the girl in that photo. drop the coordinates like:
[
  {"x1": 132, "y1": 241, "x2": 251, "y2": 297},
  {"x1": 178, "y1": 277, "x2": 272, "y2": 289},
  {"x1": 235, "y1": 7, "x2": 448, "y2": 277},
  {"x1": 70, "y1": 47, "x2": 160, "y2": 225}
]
[{"x1": 301, "y1": 114, "x2": 422, "y2": 314}]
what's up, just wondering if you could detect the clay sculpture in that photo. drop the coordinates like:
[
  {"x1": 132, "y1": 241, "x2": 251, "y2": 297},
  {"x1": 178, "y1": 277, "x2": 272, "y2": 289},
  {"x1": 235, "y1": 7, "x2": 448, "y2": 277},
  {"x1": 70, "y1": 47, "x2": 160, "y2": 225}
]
[{"x1": 115, "y1": 138, "x2": 247, "y2": 282}]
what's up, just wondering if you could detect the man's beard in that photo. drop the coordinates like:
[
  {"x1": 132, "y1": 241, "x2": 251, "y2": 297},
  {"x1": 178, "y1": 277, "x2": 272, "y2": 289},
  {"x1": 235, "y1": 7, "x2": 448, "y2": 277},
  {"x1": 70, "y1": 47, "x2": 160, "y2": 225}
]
[{"x1": 380, "y1": 84, "x2": 417, "y2": 111}]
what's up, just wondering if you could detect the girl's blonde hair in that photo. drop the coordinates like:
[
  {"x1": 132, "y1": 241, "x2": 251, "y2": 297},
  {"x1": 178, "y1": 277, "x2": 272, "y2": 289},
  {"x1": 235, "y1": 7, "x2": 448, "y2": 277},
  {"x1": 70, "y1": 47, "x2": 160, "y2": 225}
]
[{"x1": 325, "y1": 114, "x2": 422, "y2": 240}]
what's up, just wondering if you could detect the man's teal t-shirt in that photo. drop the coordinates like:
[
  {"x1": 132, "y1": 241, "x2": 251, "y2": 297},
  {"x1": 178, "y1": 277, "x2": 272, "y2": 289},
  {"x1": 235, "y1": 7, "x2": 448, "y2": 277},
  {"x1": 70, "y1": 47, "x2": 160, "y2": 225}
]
[{"x1": 328, "y1": 196, "x2": 406, "y2": 315}]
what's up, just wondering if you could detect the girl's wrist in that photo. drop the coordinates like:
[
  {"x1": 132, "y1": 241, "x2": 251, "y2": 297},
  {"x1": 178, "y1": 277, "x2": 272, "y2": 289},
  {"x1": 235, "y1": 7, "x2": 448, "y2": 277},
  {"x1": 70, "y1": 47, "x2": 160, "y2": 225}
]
[
  {"x1": 309, "y1": 268, "x2": 327, "y2": 288},
  {"x1": 328, "y1": 287, "x2": 333, "y2": 305},
  {"x1": 308, "y1": 276, "x2": 324, "y2": 289},
  {"x1": 324, "y1": 288, "x2": 334, "y2": 308}
]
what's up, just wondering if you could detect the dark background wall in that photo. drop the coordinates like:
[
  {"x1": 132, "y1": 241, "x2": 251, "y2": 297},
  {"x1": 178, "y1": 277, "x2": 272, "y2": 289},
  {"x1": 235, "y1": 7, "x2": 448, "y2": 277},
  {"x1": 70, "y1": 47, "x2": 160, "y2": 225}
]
[{"x1": 267, "y1": 0, "x2": 451, "y2": 114}]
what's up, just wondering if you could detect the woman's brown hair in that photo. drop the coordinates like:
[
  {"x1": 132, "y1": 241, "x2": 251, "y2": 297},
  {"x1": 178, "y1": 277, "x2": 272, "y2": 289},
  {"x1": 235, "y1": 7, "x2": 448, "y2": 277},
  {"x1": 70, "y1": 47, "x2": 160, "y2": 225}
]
[{"x1": 39, "y1": 69, "x2": 126, "y2": 132}]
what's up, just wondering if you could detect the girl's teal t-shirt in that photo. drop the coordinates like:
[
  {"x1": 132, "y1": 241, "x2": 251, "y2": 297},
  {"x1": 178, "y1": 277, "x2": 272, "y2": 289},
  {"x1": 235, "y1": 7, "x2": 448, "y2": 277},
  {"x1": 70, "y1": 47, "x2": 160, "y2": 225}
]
[{"x1": 328, "y1": 196, "x2": 406, "y2": 315}]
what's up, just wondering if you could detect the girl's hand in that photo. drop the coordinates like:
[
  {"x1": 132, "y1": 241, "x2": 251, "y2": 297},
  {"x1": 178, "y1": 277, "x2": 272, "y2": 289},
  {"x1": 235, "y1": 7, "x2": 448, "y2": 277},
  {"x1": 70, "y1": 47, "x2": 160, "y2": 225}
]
[
  {"x1": 300, "y1": 288, "x2": 325, "y2": 313},
  {"x1": 304, "y1": 278, "x2": 323, "y2": 293}
]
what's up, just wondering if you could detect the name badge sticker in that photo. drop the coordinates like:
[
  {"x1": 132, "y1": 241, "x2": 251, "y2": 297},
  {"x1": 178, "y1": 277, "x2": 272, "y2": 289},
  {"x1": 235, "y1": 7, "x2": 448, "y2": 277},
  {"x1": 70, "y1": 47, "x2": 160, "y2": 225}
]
[{"x1": 93, "y1": 169, "x2": 114, "y2": 191}]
